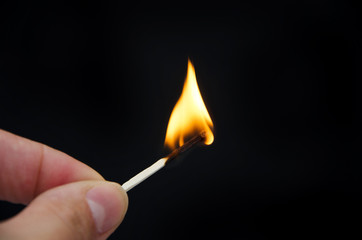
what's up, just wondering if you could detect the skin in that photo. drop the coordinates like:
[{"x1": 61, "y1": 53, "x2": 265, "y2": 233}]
[{"x1": 0, "y1": 129, "x2": 128, "y2": 240}]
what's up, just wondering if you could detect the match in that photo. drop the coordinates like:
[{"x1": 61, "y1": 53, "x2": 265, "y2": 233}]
[{"x1": 121, "y1": 132, "x2": 206, "y2": 192}]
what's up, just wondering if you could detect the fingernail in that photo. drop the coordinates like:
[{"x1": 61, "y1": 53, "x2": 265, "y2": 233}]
[{"x1": 86, "y1": 183, "x2": 128, "y2": 234}]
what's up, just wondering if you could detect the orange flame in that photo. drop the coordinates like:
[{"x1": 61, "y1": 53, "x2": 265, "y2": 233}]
[{"x1": 164, "y1": 59, "x2": 214, "y2": 149}]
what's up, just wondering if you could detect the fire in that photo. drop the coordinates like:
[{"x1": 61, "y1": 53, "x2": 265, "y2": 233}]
[{"x1": 164, "y1": 59, "x2": 214, "y2": 149}]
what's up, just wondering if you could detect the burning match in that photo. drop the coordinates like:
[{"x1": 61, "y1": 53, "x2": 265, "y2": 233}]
[{"x1": 122, "y1": 59, "x2": 214, "y2": 192}]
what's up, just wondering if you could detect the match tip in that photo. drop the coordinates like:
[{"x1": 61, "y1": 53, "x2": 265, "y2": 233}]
[{"x1": 199, "y1": 131, "x2": 207, "y2": 142}]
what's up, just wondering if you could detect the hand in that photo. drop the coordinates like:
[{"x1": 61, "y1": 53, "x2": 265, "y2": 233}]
[{"x1": 0, "y1": 129, "x2": 128, "y2": 240}]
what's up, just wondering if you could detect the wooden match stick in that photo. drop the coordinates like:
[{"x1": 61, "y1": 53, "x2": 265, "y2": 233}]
[{"x1": 121, "y1": 132, "x2": 206, "y2": 192}]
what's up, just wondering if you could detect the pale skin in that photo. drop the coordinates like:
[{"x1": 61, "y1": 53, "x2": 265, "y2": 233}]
[{"x1": 0, "y1": 129, "x2": 128, "y2": 240}]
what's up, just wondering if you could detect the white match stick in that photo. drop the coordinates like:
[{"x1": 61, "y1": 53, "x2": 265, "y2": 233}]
[{"x1": 122, "y1": 158, "x2": 168, "y2": 192}]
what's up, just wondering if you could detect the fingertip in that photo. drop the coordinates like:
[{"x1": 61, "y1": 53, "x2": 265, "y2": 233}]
[
  {"x1": 109, "y1": 182, "x2": 129, "y2": 211},
  {"x1": 86, "y1": 182, "x2": 129, "y2": 235}
]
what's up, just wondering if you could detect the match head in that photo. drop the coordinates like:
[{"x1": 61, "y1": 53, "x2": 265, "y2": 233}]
[{"x1": 199, "y1": 131, "x2": 207, "y2": 141}]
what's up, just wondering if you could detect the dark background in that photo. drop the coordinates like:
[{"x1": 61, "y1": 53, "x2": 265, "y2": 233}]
[{"x1": 1, "y1": 0, "x2": 361, "y2": 239}]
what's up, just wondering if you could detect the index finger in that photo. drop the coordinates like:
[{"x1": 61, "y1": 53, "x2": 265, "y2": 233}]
[{"x1": 0, "y1": 129, "x2": 104, "y2": 204}]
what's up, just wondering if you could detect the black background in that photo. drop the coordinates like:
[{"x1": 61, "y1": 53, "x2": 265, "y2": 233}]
[{"x1": 1, "y1": 1, "x2": 362, "y2": 239}]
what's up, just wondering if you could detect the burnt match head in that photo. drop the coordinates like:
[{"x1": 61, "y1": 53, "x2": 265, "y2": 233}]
[{"x1": 165, "y1": 131, "x2": 207, "y2": 164}]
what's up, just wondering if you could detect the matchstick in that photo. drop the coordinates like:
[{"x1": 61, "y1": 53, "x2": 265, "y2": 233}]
[
  {"x1": 121, "y1": 158, "x2": 167, "y2": 192},
  {"x1": 122, "y1": 132, "x2": 206, "y2": 192}
]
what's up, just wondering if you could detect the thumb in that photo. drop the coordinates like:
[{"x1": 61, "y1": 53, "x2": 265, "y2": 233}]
[{"x1": 0, "y1": 181, "x2": 128, "y2": 240}]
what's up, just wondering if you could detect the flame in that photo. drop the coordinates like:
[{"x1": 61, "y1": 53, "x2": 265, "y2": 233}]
[{"x1": 164, "y1": 59, "x2": 214, "y2": 149}]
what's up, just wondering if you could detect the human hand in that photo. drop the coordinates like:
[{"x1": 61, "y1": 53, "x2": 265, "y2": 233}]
[{"x1": 0, "y1": 129, "x2": 128, "y2": 240}]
